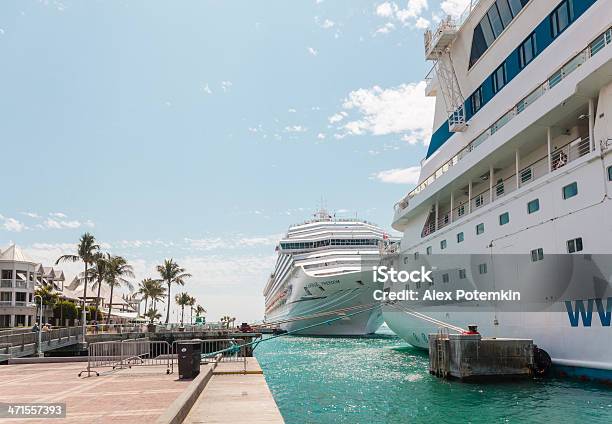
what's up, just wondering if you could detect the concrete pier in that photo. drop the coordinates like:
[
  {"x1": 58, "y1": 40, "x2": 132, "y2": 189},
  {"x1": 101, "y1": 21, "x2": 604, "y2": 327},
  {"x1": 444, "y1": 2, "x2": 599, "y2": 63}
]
[
  {"x1": 184, "y1": 358, "x2": 284, "y2": 423},
  {"x1": 429, "y1": 332, "x2": 535, "y2": 380}
]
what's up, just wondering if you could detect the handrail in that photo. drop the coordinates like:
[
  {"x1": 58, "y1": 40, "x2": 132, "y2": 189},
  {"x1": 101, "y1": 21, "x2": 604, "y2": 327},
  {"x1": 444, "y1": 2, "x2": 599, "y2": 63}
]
[
  {"x1": 419, "y1": 136, "x2": 591, "y2": 237},
  {"x1": 396, "y1": 26, "x2": 612, "y2": 214}
]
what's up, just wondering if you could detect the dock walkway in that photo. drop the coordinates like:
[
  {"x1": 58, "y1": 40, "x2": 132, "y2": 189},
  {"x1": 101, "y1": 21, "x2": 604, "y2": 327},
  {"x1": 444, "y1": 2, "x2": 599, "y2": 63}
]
[{"x1": 184, "y1": 358, "x2": 284, "y2": 423}]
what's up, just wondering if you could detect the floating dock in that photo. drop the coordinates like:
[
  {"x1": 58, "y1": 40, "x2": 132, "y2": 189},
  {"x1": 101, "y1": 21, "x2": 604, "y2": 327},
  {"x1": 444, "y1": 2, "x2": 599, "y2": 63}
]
[{"x1": 429, "y1": 328, "x2": 536, "y2": 381}]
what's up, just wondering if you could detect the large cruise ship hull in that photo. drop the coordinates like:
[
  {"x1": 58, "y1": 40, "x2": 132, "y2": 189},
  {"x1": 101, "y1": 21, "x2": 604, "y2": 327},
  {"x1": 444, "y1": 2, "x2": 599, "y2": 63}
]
[
  {"x1": 382, "y1": 250, "x2": 612, "y2": 379},
  {"x1": 266, "y1": 269, "x2": 384, "y2": 336}
]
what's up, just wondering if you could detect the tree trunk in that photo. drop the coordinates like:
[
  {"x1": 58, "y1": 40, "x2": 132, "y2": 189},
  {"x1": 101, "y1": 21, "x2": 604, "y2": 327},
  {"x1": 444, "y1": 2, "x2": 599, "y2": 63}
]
[
  {"x1": 143, "y1": 297, "x2": 148, "y2": 318},
  {"x1": 181, "y1": 305, "x2": 184, "y2": 326},
  {"x1": 95, "y1": 277, "x2": 103, "y2": 321},
  {"x1": 165, "y1": 281, "x2": 171, "y2": 324},
  {"x1": 106, "y1": 284, "x2": 114, "y2": 325}
]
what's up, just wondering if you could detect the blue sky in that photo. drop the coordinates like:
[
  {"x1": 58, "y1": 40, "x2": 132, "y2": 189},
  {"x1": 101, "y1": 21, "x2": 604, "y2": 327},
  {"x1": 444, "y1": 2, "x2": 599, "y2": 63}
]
[{"x1": 0, "y1": 0, "x2": 468, "y2": 322}]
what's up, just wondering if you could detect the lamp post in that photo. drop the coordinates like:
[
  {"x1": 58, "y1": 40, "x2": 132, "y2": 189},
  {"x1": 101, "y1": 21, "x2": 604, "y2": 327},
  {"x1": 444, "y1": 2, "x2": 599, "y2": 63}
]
[{"x1": 34, "y1": 294, "x2": 43, "y2": 357}]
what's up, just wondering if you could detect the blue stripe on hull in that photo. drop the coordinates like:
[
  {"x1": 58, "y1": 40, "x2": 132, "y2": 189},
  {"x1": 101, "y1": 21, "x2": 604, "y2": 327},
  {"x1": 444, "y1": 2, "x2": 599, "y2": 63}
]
[{"x1": 553, "y1": 365, "x2": 612, "y2": 384}]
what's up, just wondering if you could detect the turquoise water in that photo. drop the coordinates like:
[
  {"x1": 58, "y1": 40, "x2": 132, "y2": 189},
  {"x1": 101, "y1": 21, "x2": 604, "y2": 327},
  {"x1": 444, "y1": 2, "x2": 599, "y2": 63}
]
[{"x1": 254, "y1": 334, "x2": 612, "y2": 423}]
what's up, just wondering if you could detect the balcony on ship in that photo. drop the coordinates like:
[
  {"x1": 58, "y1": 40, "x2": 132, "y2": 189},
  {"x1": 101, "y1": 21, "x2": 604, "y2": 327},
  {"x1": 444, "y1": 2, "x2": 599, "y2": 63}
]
[
  {"x1": 393, "y1": 25, "x2": 612, "y2": 232},
  {"x1": 419, "y1": 128, "x2": 592, "y2": 239}
]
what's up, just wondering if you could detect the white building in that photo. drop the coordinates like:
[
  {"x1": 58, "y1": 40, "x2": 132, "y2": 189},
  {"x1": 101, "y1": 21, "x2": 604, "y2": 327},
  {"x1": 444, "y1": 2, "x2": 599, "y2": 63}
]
[{"x1": 0, "y1": 245, "x2": 38, "y2": 327}]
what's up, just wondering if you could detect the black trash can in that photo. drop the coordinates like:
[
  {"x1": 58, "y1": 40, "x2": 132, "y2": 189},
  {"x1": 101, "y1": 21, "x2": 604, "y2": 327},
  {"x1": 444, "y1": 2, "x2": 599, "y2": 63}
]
[{"x1": 177, "y1": 341, "x2": 201, "y2": 379}]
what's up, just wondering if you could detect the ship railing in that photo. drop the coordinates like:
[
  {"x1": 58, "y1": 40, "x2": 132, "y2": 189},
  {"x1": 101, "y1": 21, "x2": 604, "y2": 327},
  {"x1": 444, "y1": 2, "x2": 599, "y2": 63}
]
[
  {"x1": 422, "y1": 136, "x2": 591, "y2": 237},
  {"x1": 394, "y1": 25, "x2": 611, "y2": 215}
]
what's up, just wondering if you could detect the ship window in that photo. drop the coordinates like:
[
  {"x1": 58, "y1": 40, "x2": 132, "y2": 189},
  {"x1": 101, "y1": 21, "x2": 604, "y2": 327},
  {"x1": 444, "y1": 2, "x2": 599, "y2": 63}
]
[
  {"x1": 480, "y1": 17, "x2": 496, "y2": 47},
  {"x1": 496, "y1": 0, "x2": 513, "y2": 28},
  {"x1": 531, "y1": 248, "x2": 544, "y2": 262},
  {"x1": 608, "y1": 166, "x2": 612, "y2": 181},
  {"x1": 499, "y1": 212, "x2": 509, "y2": 226},
  {"x1": 476, "y1": 223, "x2": 485, "y2": 235},
  {"x1": 414, "y1": 252, "x2": 419, "y2": 260},
  {"x1": 469, "y1": 24, "x2": 489, "y2": 67},
  {"x1": 426, "y1": 246, "x2": 432, "y2": 255},
  {"x1": 457, "y1": 232, "x2": 464, "y2": 243},
  {"x1": 527, "y1": 199, "x2": 540, "y2": 214},
  {"x1": 562, "y1": 182, "x2": 578, "y2": 199},
  {"x1": 479, "y1": 263, "x2": 488, "y2": 274},
  {"x1": 442, "y1": 273, "x2": 449, "y2": 283},
  {"x1": 459, "y1": 269, "x2": 467, "y2": 279},
  {"x1": 567, "y1": 237, "x2": 583, "y2": 253},
  {"x1": 470, "y1": 86, "x2": 484, "y2": 115},
  {"x1": 487, "y1": 5, "x2": 504, "y2": 38},
  {"x1": 440, "y1": 240, "x2": 447, "y2": 250},
  {"x1": 457, "y1": 204, "x2": 465, "y2": 217},
  {"x1": 508, "y1": 0, "x2": 527, "y2": 16},
  {"x1": 519, "y1": 32, "x2": 537, "y2": 69},
  {"x1": 475, "y1": 193, "x2": 484, "y2": 208},
  {"x1": 492, "y1": 63, "x2": 507, "y2": 93},
  {"x1": 550, "y1": 0, "x2": 573, "y2": 39},
  {"x1": 469, "y1": 0, "x2": 530, "y2": 68}
]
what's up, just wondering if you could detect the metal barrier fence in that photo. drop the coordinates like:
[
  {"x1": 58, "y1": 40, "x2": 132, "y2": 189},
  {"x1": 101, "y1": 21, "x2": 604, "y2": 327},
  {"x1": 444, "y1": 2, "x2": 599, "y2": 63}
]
[
  {"x1": 80, "y1": 340, "x2": 173, "y2": 377},
  {"x1": 172, "y1": 338, "x2": 247, "y2": 371},
  {"x1": 81, "y1": 338, "x2": 249, "y2": 377}
]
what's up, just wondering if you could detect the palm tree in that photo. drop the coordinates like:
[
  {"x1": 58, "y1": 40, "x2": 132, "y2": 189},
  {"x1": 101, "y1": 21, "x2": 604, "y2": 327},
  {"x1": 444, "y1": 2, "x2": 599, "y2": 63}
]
[
  {"x1": 195, "y1": 305, "x2": 206, "y2": 318},
  {"x1": 156, "y1": 259, "x2": 192, "y2": 324},
  {"x1": 150, "y1": 280, "x2": 166, "y2": 311},
  {"x1": 88, "y1": 252, "x2": 111, "y2": 321},
  {"x1": 145, "y1": 308, "x2": 162, "y2": 323},
  {"x1": 34, "y1": 285, "x2": 59, "y2": 324},
  {"x1": 56, "y1": 233, "x2": 99, "y2": 329},
  {"x1": 175, "y1": 292, "x2": 191, "y2": 327},
  {"x1": 221, "y1": 315, "x2": 236, "y2": 330},
  {"x1": 188, "y1": 296, "x2": 196, "y2": 324},
  {"x1": 104, "y1": 255, "x2": 135, "y2": 325},
  {"x1": 137, "y1": 278, "x2": 161, "y2": 318}
]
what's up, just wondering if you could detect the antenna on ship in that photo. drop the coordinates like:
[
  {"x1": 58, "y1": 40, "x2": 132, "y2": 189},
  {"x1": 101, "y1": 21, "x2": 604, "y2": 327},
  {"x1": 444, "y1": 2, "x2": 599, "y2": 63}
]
[{"x1": 314, "y1": 196, "x2": 332, "y2": 221}]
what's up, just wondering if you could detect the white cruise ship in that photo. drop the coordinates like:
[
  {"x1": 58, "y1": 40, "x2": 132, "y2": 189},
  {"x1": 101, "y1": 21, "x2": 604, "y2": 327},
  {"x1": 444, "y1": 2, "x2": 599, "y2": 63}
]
[
  {"x1": 384, "y1": 0, "x2": 612, "y2": 380},
  {"x1": 263, "y1": 210, "x2": 391, "y2": 335}
]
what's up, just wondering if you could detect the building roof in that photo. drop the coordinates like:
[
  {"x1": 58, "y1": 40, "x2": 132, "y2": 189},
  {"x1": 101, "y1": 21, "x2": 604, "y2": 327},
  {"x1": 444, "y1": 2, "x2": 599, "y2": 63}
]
[{"x1": 0, "y1": 245, "x2": 37, "y2": 264}]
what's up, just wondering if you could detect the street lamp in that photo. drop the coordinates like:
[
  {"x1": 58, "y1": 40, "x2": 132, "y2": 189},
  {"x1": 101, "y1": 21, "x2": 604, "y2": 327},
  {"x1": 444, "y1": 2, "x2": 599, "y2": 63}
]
[{"x1": 34, "y1": 294, "x2": 43, "y2": 357}]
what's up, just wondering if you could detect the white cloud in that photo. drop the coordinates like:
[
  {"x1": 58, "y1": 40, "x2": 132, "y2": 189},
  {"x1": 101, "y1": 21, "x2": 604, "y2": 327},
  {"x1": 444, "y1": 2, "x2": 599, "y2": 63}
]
[
  {"x1": 284, "y1": 125, "x2": 307, "y2": 133},
  {"x1": 375, "y1": 0, "x2": 429, "y2": 30},
  {"x1": 44, "y1": 218, "x2": 84, "y2": 229},
  {"x1": 415, "y1": 16, "x2": 430, "y2": 29},
  {"x1": 375, "y1": 22, "x2": 396, "y2": 34},
  {"x1": 371, "y1": 166, "x2": 421, "y2": 184},
  {"x1": 288, "y1": 108, "x2": 297, "y2": 113},
  {"x1": 307, "y1": 47, "x2": 318, "y2": 56},
  {"x1": 0, "y1": 215, "x2": 27, "y2": 232},
  {"x1": 184, "y1": 233, "x2": 281, "y2": 251},
  {"x1": 49, "y1": 212, "x2": 67, "y2": 218},
  {"x1": 202, "y1": 83, "x2": 212, "y2": 94},
  {"x1": 376, "y1": 2, "x2": 397, "y2": 18},
  {"x1": 328, "y1": 112, "x2": 347, "y2": 123},
  {"x1": 320, "y1": 19, "x2": 335, "y2": 29},
  {"x1": 22, "y1": 212, "x2": 41, "y2": 219},
  {"x1": 336, "y1": 81, "x2": 434, "y2": 145},
  {"x1": 317, "y1": 133, "x2": 326, "y2": 140},
  {"x1": 441, "y1": 0, "x2": 470, "y2": 18},
  {"x1": 221, "y1": 81, "x2": 233, "y2": 92}
]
